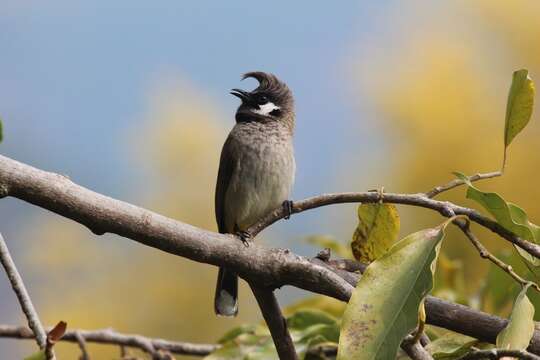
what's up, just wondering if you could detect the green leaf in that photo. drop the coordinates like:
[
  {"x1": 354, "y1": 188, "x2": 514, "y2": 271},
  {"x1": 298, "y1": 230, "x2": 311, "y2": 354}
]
[
  {"x1": 425, "y1": 332, "x2": 478, "y2": 360},
  {"x1": 351, "y1": 203, "x2": 400, "y2": 263},
  {"x1": 24, "y1": 350, "x2": 46, "y2": 360},
  {"x1": 337, "y1": 219, "x2": 452, "y2": 360},
  {"x1": 306, "y1": 235, "x2": 352, "y2": 259},
  {"x1": 505, "y1": 69, "x2": 535, "y2": 148},
  {"x1": 496, "y1": 284, "x2": 535, "y2": 351},
  {"x1": 454, "y1": 172, "x2": 540, "y2": 267}
]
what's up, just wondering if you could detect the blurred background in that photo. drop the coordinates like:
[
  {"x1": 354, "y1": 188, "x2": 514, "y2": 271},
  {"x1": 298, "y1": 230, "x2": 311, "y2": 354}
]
[{"x1": 1, "y1": 0, "x2": 540, "y2": 358}]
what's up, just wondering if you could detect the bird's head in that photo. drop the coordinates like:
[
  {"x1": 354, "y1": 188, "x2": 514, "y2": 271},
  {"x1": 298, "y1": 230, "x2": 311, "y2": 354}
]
[{"x1": 231, "y1": 72, "x2": 294, "y2": 126}]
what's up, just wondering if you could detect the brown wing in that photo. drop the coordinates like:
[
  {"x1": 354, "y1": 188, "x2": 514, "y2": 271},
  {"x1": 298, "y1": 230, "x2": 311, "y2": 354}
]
[{"x1": 215, "y1": 134, "x2": 237, "y2": 234}]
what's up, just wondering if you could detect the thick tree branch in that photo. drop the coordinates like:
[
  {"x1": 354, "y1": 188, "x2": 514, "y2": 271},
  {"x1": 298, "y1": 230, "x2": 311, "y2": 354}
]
[
  {"x1": 0, "y1": 233, "x2": 48, "y2": 352},
  {"x1": 0, "y1": 155, "x2": 353, "y2": 300},
  {"x1": 249, "y1": 284, "x2": 298, "y2": 360},
  {"x1": 1, "y1": 154, "x2": 540, "y2": 353},
  {"x1": 0, "y1": 325, "x2": 218, "y2": 356}
]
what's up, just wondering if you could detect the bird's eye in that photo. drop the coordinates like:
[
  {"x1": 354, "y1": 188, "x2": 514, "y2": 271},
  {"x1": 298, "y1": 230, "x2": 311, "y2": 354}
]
[{"x1": 256, "y1": 95, "x2": 268, "y2": 105}]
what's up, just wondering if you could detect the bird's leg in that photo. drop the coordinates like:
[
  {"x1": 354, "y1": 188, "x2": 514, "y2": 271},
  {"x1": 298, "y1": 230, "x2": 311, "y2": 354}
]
[{"x1": 282, "y1": 200, "x2": 294, "y2": 220}]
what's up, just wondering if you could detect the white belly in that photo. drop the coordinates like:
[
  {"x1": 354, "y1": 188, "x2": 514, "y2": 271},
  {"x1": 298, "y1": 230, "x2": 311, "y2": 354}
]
[{"x1": 224, "y1": 142, "x2": 295, "y2": 232}]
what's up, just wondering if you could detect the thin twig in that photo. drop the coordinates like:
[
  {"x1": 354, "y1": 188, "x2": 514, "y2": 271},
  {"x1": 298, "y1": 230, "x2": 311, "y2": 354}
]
[
  {"x1": 457, "y1": 221, "x2": 540, "y2": 291},
  {"x1": 0, "y1": 325, "x2": 219, "y2": 356},
  {"x1": 0, "y1": 233, "x2": 48, "y2": 350},
  {"x1": 119, "y1": 345, "x2": 128, "y2": 358},
  {"x1": 75, "y1": 331, "x2": 90, "y2": 360},
  {"x1": 249, "y1": 284, "x2": 298, "y2": 360},
  {"x1": 45, "y1": 337, "x2": 56, "y2": 360},
  {"x1": 425, "y1": 171, "x2": 502, "y2": 198},
  {"x1": 459, "y1": 348, "x2": 540, "y2": 360},
  {"x1": 246, "y1": 192, "x2": 540, "y2": 261}
]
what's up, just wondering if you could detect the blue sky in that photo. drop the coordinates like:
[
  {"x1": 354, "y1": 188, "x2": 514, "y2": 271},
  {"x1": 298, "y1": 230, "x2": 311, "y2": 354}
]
[
  {"x1": 0, "y1": 1, "x2": 388, "y2": 188},
  {"x1": 0, "y1": 1, "x2": 395, "y2": 354},
  {"x1": 0, "y1": 0, "x2": 395, "y2": 243}
]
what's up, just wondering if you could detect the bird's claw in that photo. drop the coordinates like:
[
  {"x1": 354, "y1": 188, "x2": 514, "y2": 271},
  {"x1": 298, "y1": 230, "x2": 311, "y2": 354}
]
[
  {"x1": 237, "y1": 231, "x2": 252, "y2": 247},
  {"x1": 283, "y1": 200, "x2": 294, "y2": 220}
]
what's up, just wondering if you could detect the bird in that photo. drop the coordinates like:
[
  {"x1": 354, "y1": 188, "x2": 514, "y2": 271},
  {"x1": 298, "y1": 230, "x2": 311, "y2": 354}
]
[{"x1": 214, "y1": 72, "x2": 296, "y2": 317}]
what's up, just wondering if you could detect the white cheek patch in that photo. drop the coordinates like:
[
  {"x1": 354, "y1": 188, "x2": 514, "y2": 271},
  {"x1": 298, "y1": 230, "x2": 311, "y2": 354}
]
[{"x1": 252, "y1": 102, "x2": 280, "y2": 116}]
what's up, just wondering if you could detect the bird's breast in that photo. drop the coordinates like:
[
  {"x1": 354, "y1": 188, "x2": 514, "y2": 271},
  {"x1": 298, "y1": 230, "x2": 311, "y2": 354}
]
[{"x1": 224, "y1": 133, "x2": 295, "y2": 232}]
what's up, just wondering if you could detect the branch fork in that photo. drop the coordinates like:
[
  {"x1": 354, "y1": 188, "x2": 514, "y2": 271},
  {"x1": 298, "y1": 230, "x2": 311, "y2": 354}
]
[{"x1": 0, "y1": 155, "x2": 538, "y2": 358}]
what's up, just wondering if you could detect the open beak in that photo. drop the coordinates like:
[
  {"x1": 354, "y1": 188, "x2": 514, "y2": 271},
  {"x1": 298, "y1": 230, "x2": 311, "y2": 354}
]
[{"x1": 230, "y1": 88, "x2": 250, "y2": 102}]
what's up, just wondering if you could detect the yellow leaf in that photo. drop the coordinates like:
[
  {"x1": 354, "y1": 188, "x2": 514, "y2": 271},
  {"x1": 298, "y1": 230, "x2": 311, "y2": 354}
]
[{"x1": 351, "y1": 203, "x2": 400, "y2": 263}]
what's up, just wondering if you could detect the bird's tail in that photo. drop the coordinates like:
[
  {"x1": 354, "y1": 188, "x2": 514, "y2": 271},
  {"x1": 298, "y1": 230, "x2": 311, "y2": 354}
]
[{"x1": 214, "y1": 267, "x2": 238, "y2": 317}]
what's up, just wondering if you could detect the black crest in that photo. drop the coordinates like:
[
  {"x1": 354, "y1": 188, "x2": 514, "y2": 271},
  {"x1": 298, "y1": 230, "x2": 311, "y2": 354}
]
[{"x1": 242, "y1": 72, "x2": 293, "y2": 105}]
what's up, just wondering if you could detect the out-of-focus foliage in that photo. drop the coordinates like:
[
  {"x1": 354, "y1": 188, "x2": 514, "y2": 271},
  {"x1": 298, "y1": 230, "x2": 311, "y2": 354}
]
[
  {"x1": 283, "y1": 296, "x2": 346, "y2": 319},
  {"x1": 23, "y1": 350, "x2": 45, "y2": 360},
  {"x1": 352, "y1": 0, "x2": 540, "y2": 318},
  {"x1": 479, "y1": 249, "x2": 521, "y2": 314},
  {"x1": 18, "y1": 81, "x2": 258, "y2": 359},
  {"x1": 206, "y1": 309, "x2": 339, "y2": 360},
  {"x1": 338, "y1": 220, "x2": 450, "y2": 360},
  {"x1": 351, "y1": 203, "x2": 400, "y2": 263},
  {"x1": 206, "y1": 297, "x2": 347, "y2": 359},
  {"x1": 431, "y1": 254, "x2": 468, "y2": 305}
]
